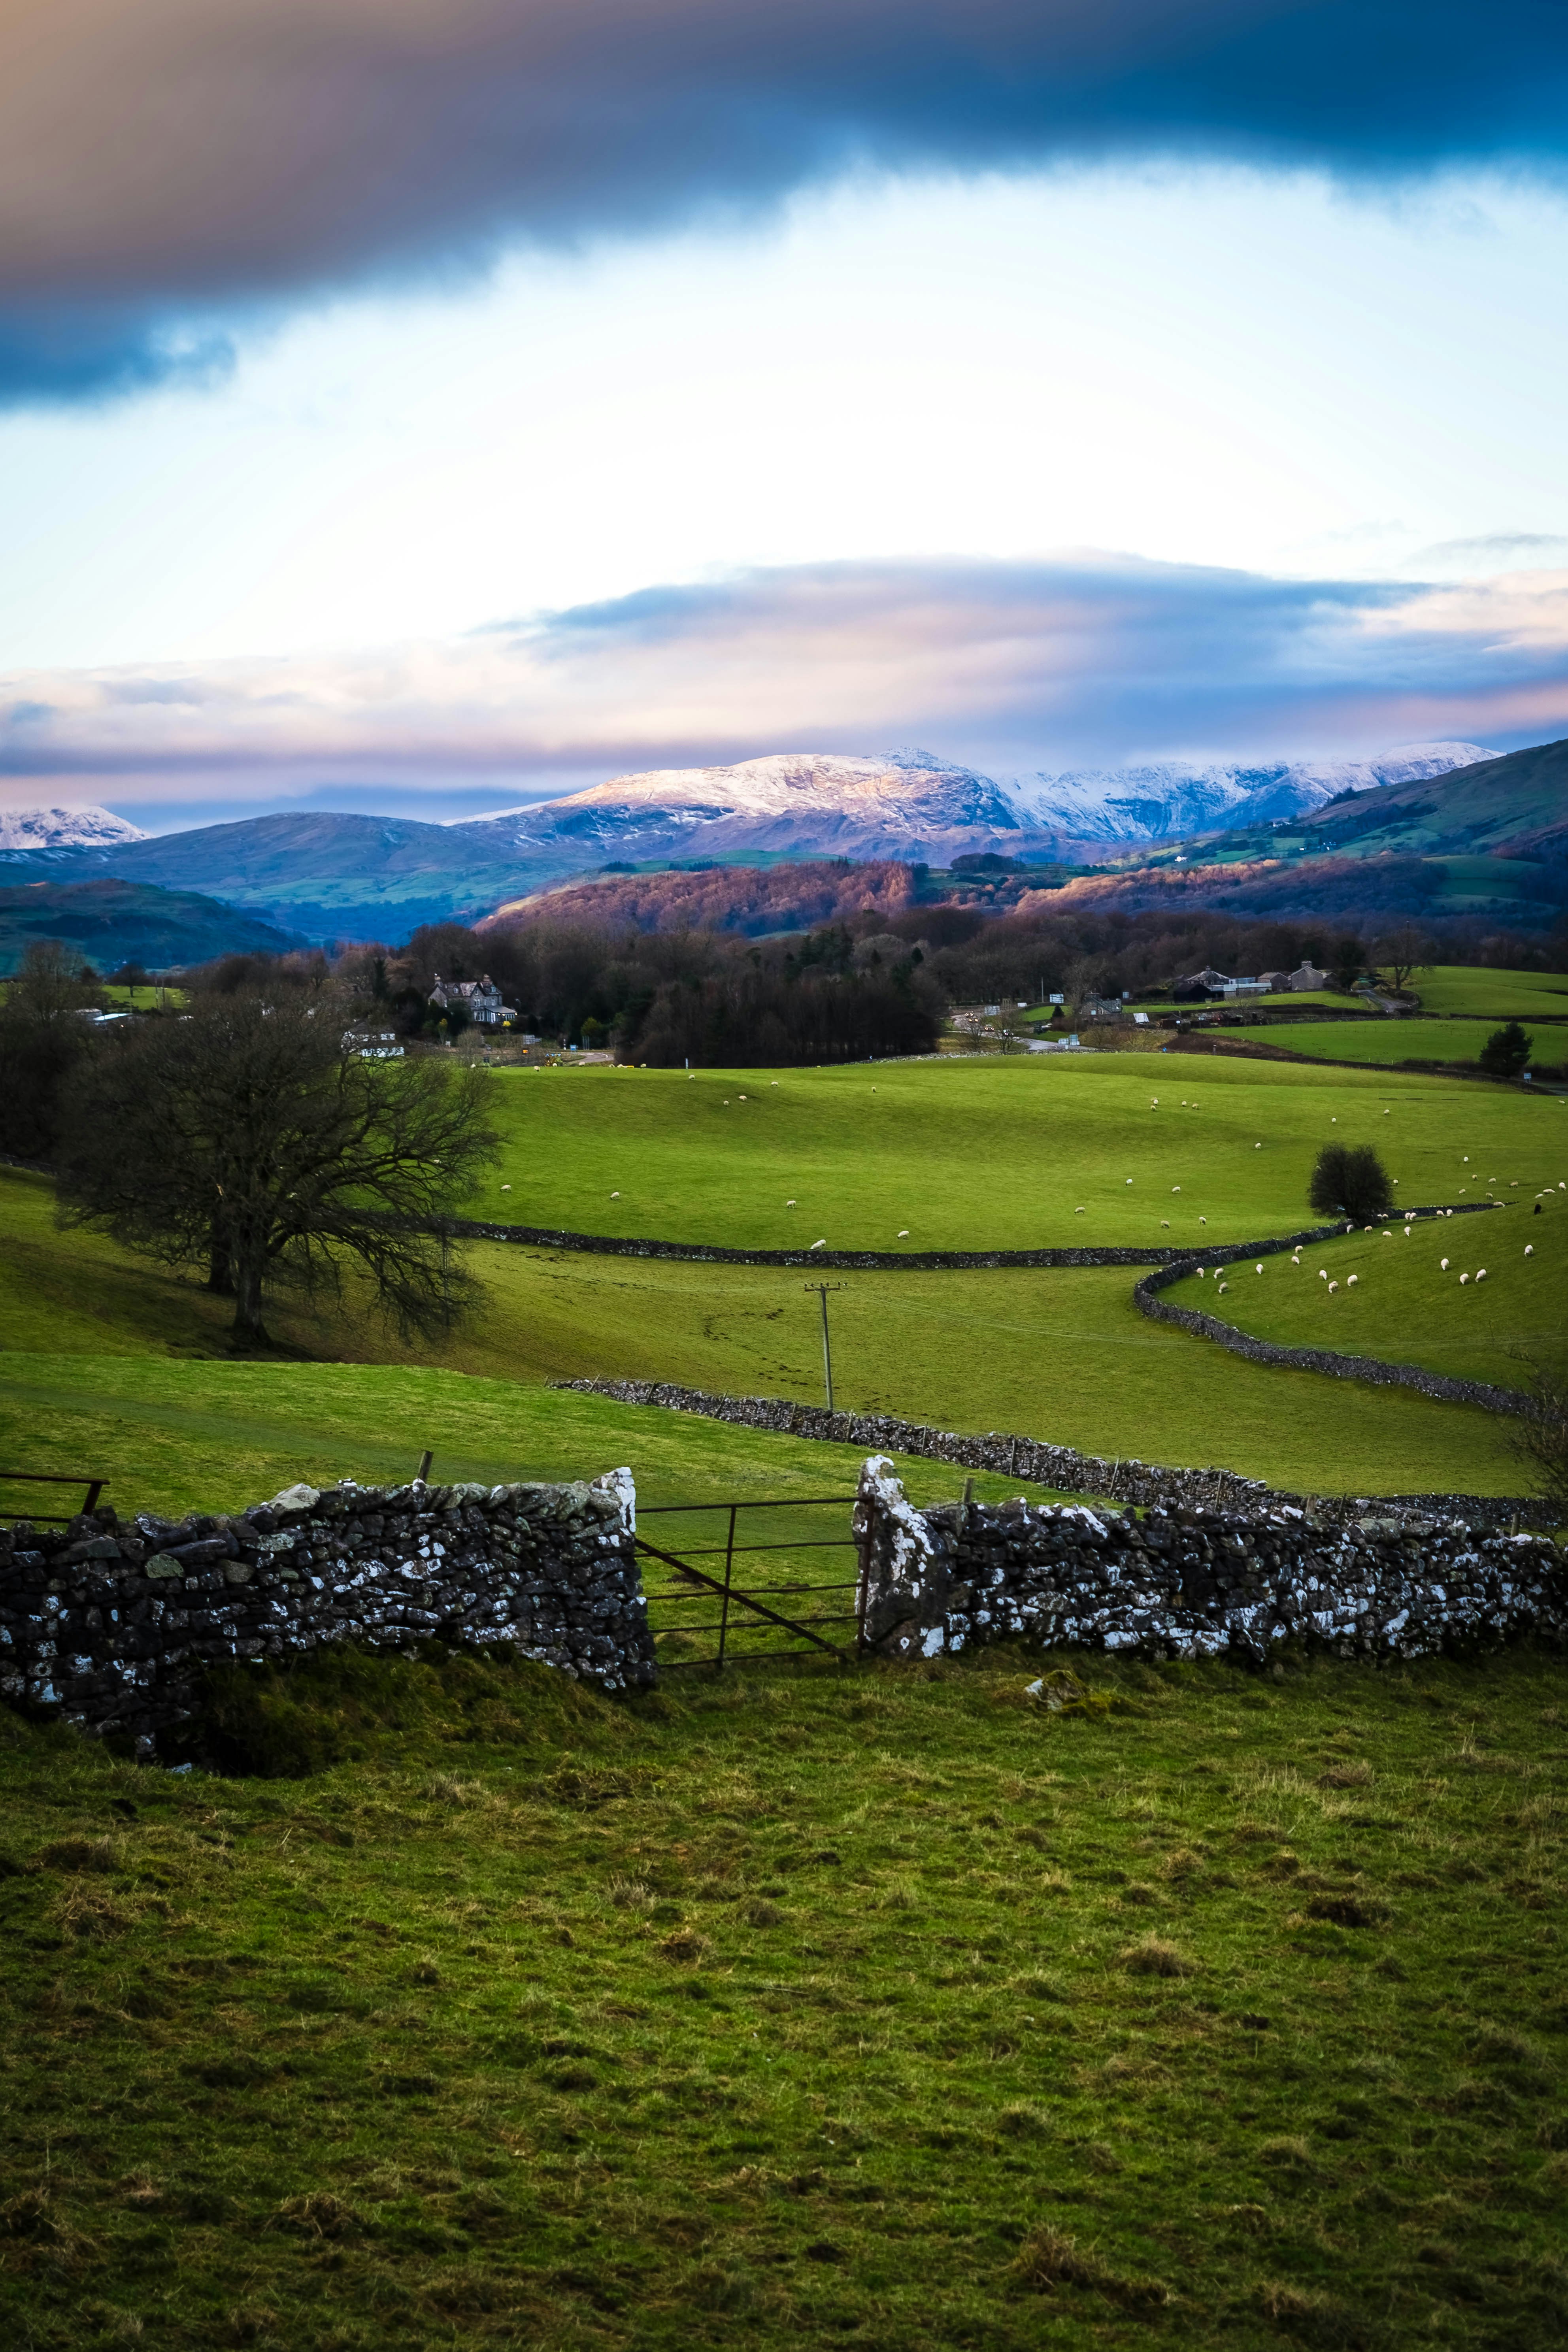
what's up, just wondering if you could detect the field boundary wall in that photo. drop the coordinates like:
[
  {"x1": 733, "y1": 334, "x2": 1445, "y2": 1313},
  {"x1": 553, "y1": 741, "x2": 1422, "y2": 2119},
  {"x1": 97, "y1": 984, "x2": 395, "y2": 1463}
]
[
  {"x1": 1132, "y1": 1265, "x2": 1532, "y2": 1415},
  {"x1": 555, "y1": 1377, "x2": 1552, "y2": 1530},
  {"x1": 853, "y1": 1458, "x2": 1566, "y2": 1667},
  {"x1": 449, "y1": 1200, "x2": 1498, "y2": 1273},
  {"x1": 0, "y1": 1471, "x2": 653, "y2": 1754}
]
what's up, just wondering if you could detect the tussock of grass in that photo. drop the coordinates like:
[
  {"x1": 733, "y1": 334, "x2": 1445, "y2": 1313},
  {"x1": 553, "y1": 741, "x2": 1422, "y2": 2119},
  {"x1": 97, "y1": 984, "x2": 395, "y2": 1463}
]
[{"x1": 1, "y1": 1643, "x2": 1565, "y2": 2347}]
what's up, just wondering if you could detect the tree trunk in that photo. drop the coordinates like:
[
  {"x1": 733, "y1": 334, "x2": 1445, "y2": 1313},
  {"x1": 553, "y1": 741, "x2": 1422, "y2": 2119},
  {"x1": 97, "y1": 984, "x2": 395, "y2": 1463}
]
[
  {"x1": 228, "y1": 1248, "x2": 269, "y2": 1344},
  {"x1": 206, "y1": 1237, "x2": 234, "y2": 1295}
]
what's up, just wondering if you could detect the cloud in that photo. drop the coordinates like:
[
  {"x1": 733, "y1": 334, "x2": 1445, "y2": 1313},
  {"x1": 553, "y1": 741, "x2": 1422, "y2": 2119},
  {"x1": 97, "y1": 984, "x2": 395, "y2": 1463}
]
[
  {"x1": 3, "y1": 552, "x2": 1567, "y2": 813},
  {"x1": 5, "y1": 0, "x2": 1568, "y2": 401}
]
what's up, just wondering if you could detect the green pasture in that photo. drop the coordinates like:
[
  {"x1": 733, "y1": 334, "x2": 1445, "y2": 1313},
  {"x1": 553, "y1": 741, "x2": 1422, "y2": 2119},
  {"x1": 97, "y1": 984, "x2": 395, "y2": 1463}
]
[
  {"x1": 0, "y1": 1168, "x2": 1530, "y2": 1504},
  {"x1": 478, "y1": 1053, "x2": 1564, "y2": 1251},
  {"x1": 1232, "y1": 1018, "x2": 1566, "y2": 1069},
  {"x1": 1163, "y1": 1199, "x2": 1568, "y2": 1392},
  {"x1": 3, "y1": 1641, "x2": 1566, "y2": 2351},
  {"x1": 1405, "y1": 965, "x2": 1568, "y2": 1021}
]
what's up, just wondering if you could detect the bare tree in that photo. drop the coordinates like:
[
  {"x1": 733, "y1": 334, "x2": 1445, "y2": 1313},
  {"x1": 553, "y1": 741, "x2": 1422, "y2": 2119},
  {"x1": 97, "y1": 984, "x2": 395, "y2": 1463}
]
[
  {"x1": 57, "y1": 986, "x2": 499, "y2": 1345},
  {"x1": 0, "y1": 938, "x2": 100, "y2": 1156},
  {"x1": 1508, "y1": 1360, "x2": 1568, "y2": 1524},
  {"x1": 1370, "y1": 925, "x2": 1433, "y2": 996}
]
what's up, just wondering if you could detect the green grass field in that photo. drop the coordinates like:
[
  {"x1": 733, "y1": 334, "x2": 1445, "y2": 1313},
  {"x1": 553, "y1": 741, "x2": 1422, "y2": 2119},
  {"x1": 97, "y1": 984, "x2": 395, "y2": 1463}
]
[
  {"x1": 3, "y1": 1643, "x2": 1565, "y2": 2352},
  {"x1": 0, "y1": 1167, "x2": 1530, "y2": 1505},
  {"x1": 1232, "y1": 1019, "x2": 1566, "y2": 1069},
  {"x1": 476, "y1": 1054, "x2": 1566, "y2": 1251},
  {"x1": 1163, "y1": 1202, "x2": 1568, "y2": 1393},
  {"x1": 1404, "y1": 967, "x2": 1568, "y2": 1021}
]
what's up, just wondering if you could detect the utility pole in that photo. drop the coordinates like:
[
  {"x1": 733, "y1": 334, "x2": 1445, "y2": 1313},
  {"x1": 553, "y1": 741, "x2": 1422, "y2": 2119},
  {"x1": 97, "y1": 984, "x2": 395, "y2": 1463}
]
[{"x1": 803, "y1": 1282, "x2": 847, "y2": 1411}]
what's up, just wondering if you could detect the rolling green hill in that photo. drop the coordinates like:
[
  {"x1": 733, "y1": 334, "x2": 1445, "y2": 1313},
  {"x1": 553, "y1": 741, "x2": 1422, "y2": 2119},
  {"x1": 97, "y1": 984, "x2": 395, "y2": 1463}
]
[
  {"x1": 0, "y1": 876, "x2": 305, "y2": 975},
  {"x1": 1302, "y1": 735, "x2": 1568, "y2": 862}
]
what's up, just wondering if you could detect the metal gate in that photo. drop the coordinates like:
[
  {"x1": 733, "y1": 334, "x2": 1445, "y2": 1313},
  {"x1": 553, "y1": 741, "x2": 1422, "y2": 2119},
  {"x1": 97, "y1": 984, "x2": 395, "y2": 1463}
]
[{"x1": 634, "y1": 1494, "x2": 862, "y2": 1670}]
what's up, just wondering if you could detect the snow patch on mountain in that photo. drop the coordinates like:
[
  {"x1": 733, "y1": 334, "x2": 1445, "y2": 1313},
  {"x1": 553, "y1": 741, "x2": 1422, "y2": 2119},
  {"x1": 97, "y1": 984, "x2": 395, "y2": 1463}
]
[
  {"x1": 0, "y1": 803, "x2": 147, "y2": 851},
  {"x1": 1015, "y1": 742, "x2": 1496, "y2": 844}
]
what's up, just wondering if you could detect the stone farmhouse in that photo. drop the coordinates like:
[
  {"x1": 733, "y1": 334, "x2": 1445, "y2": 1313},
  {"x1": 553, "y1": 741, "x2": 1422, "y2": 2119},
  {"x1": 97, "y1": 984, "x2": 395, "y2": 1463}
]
[{"x1": 428, "y1": 973, "x2": 517, "y2": 1027}]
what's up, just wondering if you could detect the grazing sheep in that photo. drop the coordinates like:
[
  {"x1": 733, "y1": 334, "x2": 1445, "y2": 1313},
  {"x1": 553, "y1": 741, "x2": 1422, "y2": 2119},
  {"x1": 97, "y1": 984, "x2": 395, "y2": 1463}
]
[
  {"x1": 501, "y1": 1183, "x2": 511, "y2": 1191},
  {"x1": 1328, "y1": 1280, "x2": 1339, "y2": 1292},
  {"x1": 1347, "y1": 1273, "x2": 1359, "y2": 1286},
  {"x1": 1460, "y1": 1272, "x2": 1470, "y2": 1284},
  {"x1": 1476, "y1": 1269, "x2": 1487, "y2": 1282},
  {"x1": 1441, "y1": 1257, "x2": 1449, "y2": 1270},
  {"x1": 1217, "y1": 1281, "x2": 1228, "y2": 1293},
  {"x1": 1525, "y1": 1244, "x2": 1535, "y2": 1256},
  {"x1": 610, "y1": 1190, "x2": 620, "y2": 1198},
  {"x1": 1075, "y1": 1206, "x2": 1085, "y2": 1214},
  {"x1": 1199, "y1": 1217, "x2": 1207, "y2": 1226},
  {"x1": 1125, "y1": 1177, "x2": 1133, "y2": 1184},
  {"x1": 1319, "y1": 1269, "x2": 1329, "y2": 1281},
  {"x1": 1172, "y1": 1186, "x2": 1181, "y2": 1193},
  {"x1": 786, "y1": 1199, "x2": 796, "y2": 1206},
  {"x1": 811, "y1": 1239, "x2": 826, "y2": 1250},
  {"x1": 898, "y1": 1229, "x2": 910, "y2": 1237},
  {"x1": 1255, "y1": 1263, "x2": 1263, "y2": 1273},
  {"x1": 1161, "y1": 1219, "x2": 1170, "y2": 1228}
]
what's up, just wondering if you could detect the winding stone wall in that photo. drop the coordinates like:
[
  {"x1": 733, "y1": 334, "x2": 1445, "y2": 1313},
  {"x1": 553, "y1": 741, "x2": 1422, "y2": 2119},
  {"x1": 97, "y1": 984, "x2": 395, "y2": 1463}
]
[
  {"x1": 557, "y1": 1378, "x2": 1551, "y2": 1530},
  {"x1": 0, "y1": 1471, "x2": 653, "y2": 1755},
  {"x1": 449, "y1": 1201, "x2": 1498, "y2": 1273},
  {"x1": 1132, "y1": 1264, "x2": 1532, "y2": 1414},
  {"x1": 853, "y1": 1458, "x2": 1566, "y2": 1666}
]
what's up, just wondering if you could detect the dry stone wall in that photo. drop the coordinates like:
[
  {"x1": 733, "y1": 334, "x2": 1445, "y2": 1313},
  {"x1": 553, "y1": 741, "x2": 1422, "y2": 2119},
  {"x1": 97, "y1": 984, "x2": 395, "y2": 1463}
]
[
  {"x1": 853, "y1": 1458, "x2": 1566, "y2": 1666},
  {"x1": 0, "y1": 1471, "x2": 653, "y2": 1755},
  {"x1": 1133, "y1": 1264, "x2": 1530, "y2": 1414},
  {"x1": 557, "y1": 1377, "x2": 1550, "y2": 1531}
]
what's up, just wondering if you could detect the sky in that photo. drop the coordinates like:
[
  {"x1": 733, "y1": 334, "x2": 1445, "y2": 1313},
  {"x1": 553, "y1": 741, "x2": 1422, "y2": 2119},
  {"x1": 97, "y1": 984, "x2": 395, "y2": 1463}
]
[{"x1": 3, "y1": 1, "x2": 1568, "y2": 828}]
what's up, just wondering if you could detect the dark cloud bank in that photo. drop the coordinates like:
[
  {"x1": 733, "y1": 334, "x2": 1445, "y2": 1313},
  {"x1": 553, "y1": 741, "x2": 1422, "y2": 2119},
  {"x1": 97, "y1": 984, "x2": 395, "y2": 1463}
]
[{"x1": 6, "y1": 0, "x2": 1568, "y2": 401}]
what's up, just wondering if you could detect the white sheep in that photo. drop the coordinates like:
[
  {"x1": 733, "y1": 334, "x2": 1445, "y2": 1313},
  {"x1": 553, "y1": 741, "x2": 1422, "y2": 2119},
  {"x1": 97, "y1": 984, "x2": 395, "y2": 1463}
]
[
  {"x1": 1347, "y1": 1273, "x2": 1359, "y2": 1286},
  {"x1": 501, "y1": 1183, "x2": 511, "y2": 1191},
  {"x1": 1161, "y1": 1219, "x2": 1170, "y2": 1228},
  {"x1": 1075, "y1": 1206, "x2": 1085, "y2": 1214},
  {"x1": 811, "y1": 1239, "x2": 826, "y2": 1250},
  {"x1": 786, "y1": 1198, "x2": 796, "y2": 1206},
  {"x1": 1329, "y1": 1280, "x2": 1339, "y2": 1292},
  {"x1": 1319, "y1": 1268, "x2": 1329, "y2": 1281},
  {"x1": 1441, "y1": 1257, "x2": 1449, "y2": 1270},
  {"x1": 1198, "y1": 1267, "x2": 1206, "y2": 1278},
  {"x1": 1459, "y1": 1272, "x2": 1470, "y2": 1284},
  {"x1": 898, "y1": 1229, "x2": 910, "y2": 1237},
  {"x1": 1255, "y1": 1263, "x2": 1263, "y2": 1273},
  {"x1": 610, "y1": 1190, "x2": 620, "y2": 1198},
  {"x1": 1217, "y1": 1281, "x2": 1228, "y2": 1293},
  {"x1": 1172, "y1": 1186, "x2": 1181, "y2": 1194},
  {"x1": 1125, "y1": 1177, "x2": 1133, "y2": 1184},
  {"x1": 1199, "y1": 1217, "x2": 1207, "y2": 1226},
  {"x1": 1476, "y1": 1269, "x2": 1487, "y2": 1283},
  {"x1": 1525, "y1": 1245, "x2": 1534, "y2": 1256}
]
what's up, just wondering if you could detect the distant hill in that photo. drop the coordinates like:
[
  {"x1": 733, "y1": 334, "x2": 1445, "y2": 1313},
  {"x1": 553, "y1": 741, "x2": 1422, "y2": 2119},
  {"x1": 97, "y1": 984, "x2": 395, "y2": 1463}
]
[
  {"x1": 0, "y1": 878, "x2": 306, "y2": 975},
  {"x1": 484, "y1": 858, "x2": 926, "y2": 937},
  {"x1": 1013, "y1": 850, "x2": 1568, "y2": 930},
  {"x1": 1300, "y1": 738, "x2": 1568, "y2": 862},
  {"x1": 0, "y1": 736, "x2": 1545, "y2": 943}
]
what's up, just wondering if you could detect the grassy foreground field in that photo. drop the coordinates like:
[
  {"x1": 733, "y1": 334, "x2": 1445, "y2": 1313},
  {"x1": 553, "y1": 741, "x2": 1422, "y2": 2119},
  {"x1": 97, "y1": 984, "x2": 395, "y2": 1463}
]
[
  {"x1": 476, "y1": 1056, "x2": 1563, "y2": 1253},
  {"x1": 1162, "y1": 1205, "x2": 1568, "y2": 1394},
  {"x1": 3, "y1": 1643, "x2": 1566, "y2": 2352},
  {"x1": 0, "y1": 1170, "x2": 1528, "y2": 1503}
]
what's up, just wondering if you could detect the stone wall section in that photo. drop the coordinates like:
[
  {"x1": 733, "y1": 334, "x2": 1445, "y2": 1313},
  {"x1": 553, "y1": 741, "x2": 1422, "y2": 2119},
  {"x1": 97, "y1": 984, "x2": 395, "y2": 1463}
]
[
  {"x1": 1133, "y1": 1264, "x2": 1531, "y2": 1414},
  {"x1": 0, "y1": 1470, "x2": 653, "y2": 1754},
  {"x1": 853, "y1": 1459, "x2": 1566, "y2": 1665},
  {"x1": 453, "y1": 1200, "x2": 1497, "y2": 1273},
  {"x1": 558, "y1": 1378, "x2": 1551, "y2": 1531}
]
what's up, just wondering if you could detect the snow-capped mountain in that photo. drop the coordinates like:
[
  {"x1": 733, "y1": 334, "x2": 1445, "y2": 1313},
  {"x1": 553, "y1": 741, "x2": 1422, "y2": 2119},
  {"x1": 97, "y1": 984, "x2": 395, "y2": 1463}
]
[
  {"x1": 1014, "y1": 743, "x2": 1496, "y2": 846},
  {"x1": 0, "y1": 803, "x2": 147, "y2": 851},
  {"x1": 459, "y1": 749, "x2": 1025, "y2": 866}
]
